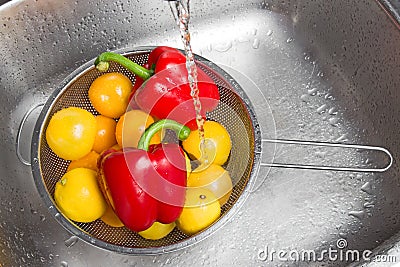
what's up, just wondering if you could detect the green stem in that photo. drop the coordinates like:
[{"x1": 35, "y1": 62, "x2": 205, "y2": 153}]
[
  {"x1": 137, "y1": 119, "x2": 191, "y2": 151},
  {"x1": 94, "y1": 52, "x2": 154, "y2": 80}
]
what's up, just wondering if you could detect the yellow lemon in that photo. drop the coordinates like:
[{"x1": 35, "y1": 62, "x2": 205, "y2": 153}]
[
  {"x1": 176, "y1": 188, "x2": 221, "y2": 235},
  {"x1": 67, "y1": 150, "x2": 100, "y2": 172},
  {"x1": 46, "y1": 107, "x2": 97, "y2": 160},
  {"x1": 138, "y1": 222, "x2": 176, "y2": 240},
  {"x1": 54, "y1": 168, "x2": 107, "y2": 223},
  {"x1": 92, "y1": 115, "x2": 117, "y2": 154},
  {"x1": 101, "y1": 205, "x2": 124, "y2": 227},
  {"x1": 182, "y1": 121, "x2": 231, "y2": 165},
  {"x1": 115, "y1": 110, "x2": 160, "y2": 148},
  {"x1": 187, "y1": 164, "x2": 232, "y2": 206},
  {"x1": 88, "y1": 72, "x2": 132, "y2": 118}
]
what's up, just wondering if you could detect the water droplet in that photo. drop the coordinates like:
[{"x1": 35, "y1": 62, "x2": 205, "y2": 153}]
[
  {"x1": 214, "y1": 41, "x2": 232, "y2": 52},
  {"x1": 40, "y1": 215, "x2": 46, "y2": 222},
  {"x1": 316, "y1": 104, "x2": 327, "y2": 114},
  {"x1": 251, "y1": 28, "x2": 257, "y2": 36},
  {"x1": 348, "y1": 210, "x2": 365, "y2": 220},
  {"x1": 300, "y1": 94, "x2": 309, "y2": 102},
  {"x1": 328, "y1": 117, "x2": 339, "y2": 126},
  {"x1": 304, "y1": 54, "x2": 310, "y2": 61},
  {"x1": 286, "y1": 37, "x2": 294, "y2": 43},
  {"x1": 307, "y1": 88, "x2": 318, "y2": 96},
  {"x1": 64, "y1": 236, "x2": 79, "y2": 248},
  {"x1": 266, "y1": 29, "x2": 273, "y2": 36},
  {"x1": 363, "y1": 202, "x2": 375, "y2": 208},
  {"x1": 252, "y1": 38, "x2": 260, "y2": 49},
  {"x1": 328, "y1": 107, "x2": 338, "y2": 115},
  {"x1": 60, "y1": 261, "x2": 69, "y2": 267},
  {"x1": 335, "y1": 134, "x2": 348, "y2": 142},
  {"x1": 361, "y1": 182, "x2": 373, "y2": 195},
  {"x1": 237, "y1": 36, "x2": 249, "y2": 43},
  {"x1": 338, "y1": 232, "x2": 347, "y2": 238},
  {"x1": 325, "y1": 93, "x2": 335, "y2": 100},
  {"x1": 365, "y1": 158, "x2": 372, "y2": 164}
]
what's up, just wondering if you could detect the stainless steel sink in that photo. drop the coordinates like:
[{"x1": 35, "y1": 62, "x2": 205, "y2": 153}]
[{"x1": 1, "y1": 0, "x2": 400, "y2": 266}]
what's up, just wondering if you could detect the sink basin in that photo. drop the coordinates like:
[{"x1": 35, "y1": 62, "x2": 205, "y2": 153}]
[{"x1": 1, "y1": 0, "x2": 400, "y2": 266}]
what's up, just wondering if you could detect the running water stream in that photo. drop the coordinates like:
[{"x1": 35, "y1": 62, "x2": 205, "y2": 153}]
[{"x1": 169, "y1": 0, "x2": 215, "y2": 168}]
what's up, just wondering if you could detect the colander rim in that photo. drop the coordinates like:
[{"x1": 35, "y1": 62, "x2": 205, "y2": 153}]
[{"x1": 30, "y1": 46, "x2": 262, "y2": 255}]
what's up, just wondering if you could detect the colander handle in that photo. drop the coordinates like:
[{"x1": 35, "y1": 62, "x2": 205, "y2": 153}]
[
  {"x1": 16, "y1": 103, "x2": 44, "y2": 166},
  {"x1": 259, "y1": 139, "x2": 393, "y2": 172},
  {"x1": 250, "y1": 139, "x2": 393, "y2": 193}
]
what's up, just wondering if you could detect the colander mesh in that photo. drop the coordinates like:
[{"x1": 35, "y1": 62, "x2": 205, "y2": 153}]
[{"x1": 38, "y1": 50, "x2": 255, "y2": 249}]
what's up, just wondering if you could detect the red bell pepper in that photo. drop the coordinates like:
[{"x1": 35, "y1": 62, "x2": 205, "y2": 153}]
[
  {"x1": 94, "y1": 46, "x2": 220, "y2": 130},
  {"x1": 97, "y1": 119, "x2": 190, "y2": 232},
  {"x1": 130, "y1": 46, "x2": 179, "y2": 92}
]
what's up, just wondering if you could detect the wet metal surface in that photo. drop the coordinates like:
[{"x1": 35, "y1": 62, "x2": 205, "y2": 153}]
[{"x1": 1, "y1": 0, "x2": 400, "y2": 266}]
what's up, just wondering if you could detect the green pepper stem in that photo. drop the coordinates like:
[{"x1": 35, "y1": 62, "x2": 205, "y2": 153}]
[
  {"x1": 94, "y1": 52, "x2": 154, "y2": 80},
  {"x1": 137, "y1": 119, "x2": 191, "y2": 151}
]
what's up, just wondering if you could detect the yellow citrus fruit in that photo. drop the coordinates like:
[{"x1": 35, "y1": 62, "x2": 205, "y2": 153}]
[
  {"x1": 115, "y1": 110, "x2": 160, "y2": 148},
  {"x1": 46, "y1": 107, "x2": 97, "y2": 160},
  {"x1": 67, "y1": 150, "x2": 100, "y2": 172},
  {"x1": 176, "y1": 188, "x2": 221, "y2": 235},
  {"x1": 88, "y1": 73, "x2": 132, "y2": 118},
  {"x1": 182, "y1": 121, "x2": 231, "y2": 165},
  {"x1": 101, "y1": 205, "x2": 124, "y2": 227},
  {"x1": 187, "y1": 164, "x2": 232, "y2": 206},
  {"x1": 54, "y1": 168, "x2": 107, "y2": 223},
  {"x1": 92, "y1": 115, "x2": 117, "y2": 153},
  {"x1": 138, "y1": 222, "x2": 176, "y2": 240}
]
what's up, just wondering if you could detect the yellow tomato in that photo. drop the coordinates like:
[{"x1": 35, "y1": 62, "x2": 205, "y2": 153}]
[
  {"x1": 46, "y1": 107, "x2": 97, "y2": 160},
  {"x1": 92, "y1": 115, "x2": 117, "y2": 153},
  {"x1": 54, "y1": 168, "x2": 107, "y2": 223},
  {"x1": 109, "y1": 144, "x2": 122, "y2": 151},
  {"x1": 67, "y1": 150, "x2": 100, "y2": 172},
  {"x1": 187, "y1": 164, "x2": 232, "y2": 206},
  {"x1": 138, "y1": 222, "x2": 176, "y2": 240},
  {"x1": 176, "y1": 188, "x2": 221, "y2": 235},
  {"x1": 182, "y1": 121, "x2": 231, "y2": 166},
  {"x1": 115, "y1": 110, "x2": 160, "y2": 148},
  {"x1": 185, "y1": 152, "x2": 191, "y2": 178},
  {"x1": 101, "y1": 204, "x2": 124, "y2": 228},
  {"x1": 88, "y1": 73, "x2": 132, "y2": 118}
]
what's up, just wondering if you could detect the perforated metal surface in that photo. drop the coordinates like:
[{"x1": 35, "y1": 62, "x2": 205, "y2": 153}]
[{"x1": 33, "y1": 48, "x2": 260, "y2": 254}]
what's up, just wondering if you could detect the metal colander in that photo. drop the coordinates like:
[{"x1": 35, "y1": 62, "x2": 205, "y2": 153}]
[{"x1": 31, "y1": 47, "x2": 261, "y2": 254}]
